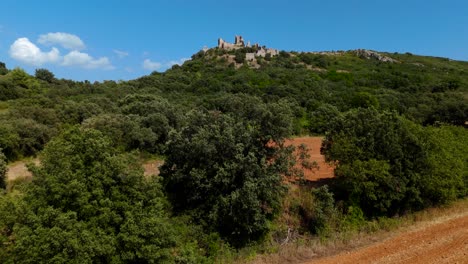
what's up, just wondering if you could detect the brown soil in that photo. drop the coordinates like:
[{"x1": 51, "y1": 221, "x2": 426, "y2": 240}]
[
  {"x1": 303, "y1": 213, "x2": 468, "y2": 264},
  {"x1": 7, "y1": 158, "x2": 163, "y2": 180},
  {"x1": 142, "y1": 159, "x2": 164, "y2": 177},
  {"x1": 285, "y1": 137, "x2": 334, "y2": 182},
  {"x1": 6, "y1": 159, "x2": 39, "y2": 182}
]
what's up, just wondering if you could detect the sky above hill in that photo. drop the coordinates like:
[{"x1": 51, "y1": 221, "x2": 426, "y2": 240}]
[{"x1": 1, "y1": 0, "x2": 467, "y2": 81}]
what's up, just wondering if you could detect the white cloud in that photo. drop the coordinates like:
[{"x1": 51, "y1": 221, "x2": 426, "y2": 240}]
[
  {"x1": 9, "y1": 37, "x2": 61, "y2": 66},
  {"x1": 10, "y1": 35, "x2": 114, "y2": 71},
  {"x1": 142, "y1": 59, "x2": 162, "y2": 71},
  {"x1": 168, "y1": 57, "x2": 190, "y2": 67},
  {"x1": 142, "y1": 57, "x2": 190, "y2": 71},
  {"x1": 38, "y1": 32, "x2": 85, "y2": 50},
  {"x1": 113, "y1": 49, "x2": 129, "y2": 58},
  {"x1": 62, "y1": 50, "x2": 114, "y2": 70}
]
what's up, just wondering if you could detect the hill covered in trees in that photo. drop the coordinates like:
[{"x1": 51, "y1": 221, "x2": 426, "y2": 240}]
[{"x1": 0, "y1": 45, "x2": 467, "y2": 262}]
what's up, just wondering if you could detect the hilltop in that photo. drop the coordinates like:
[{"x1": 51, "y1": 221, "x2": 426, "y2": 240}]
[{"x1": 0, "y1": 37, "x2": 467, "y2": 263}]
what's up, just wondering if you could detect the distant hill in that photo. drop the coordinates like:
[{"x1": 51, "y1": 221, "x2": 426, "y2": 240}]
[{"x1": 129, "y1": 41, "x2": 467, "y2": 129}]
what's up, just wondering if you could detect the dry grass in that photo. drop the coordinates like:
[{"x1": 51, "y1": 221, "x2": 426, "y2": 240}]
[{"x1": 6, "y1": 158, "x2": 40, "y2": 191}]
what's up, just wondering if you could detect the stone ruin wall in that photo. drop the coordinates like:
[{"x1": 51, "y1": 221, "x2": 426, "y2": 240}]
[{"x1": 217, "y1": 35, "x2": 279, "y2": 60}]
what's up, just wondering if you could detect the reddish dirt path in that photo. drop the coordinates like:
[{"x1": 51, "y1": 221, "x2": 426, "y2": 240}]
[
  {"x1": 304, "y1": 213, "x2": 468, "y2": 264},
  {"x1": 285, "y1": 137, "x2": 334, "y2": 182}
]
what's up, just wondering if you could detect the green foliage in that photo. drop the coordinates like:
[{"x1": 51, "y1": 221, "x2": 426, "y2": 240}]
[
  {"x1": 0, "y1": 44, "x2": 467, "y2": 257},
  {"x1": 307, "y1": 186, "x2": 337, "y2": 236},
  {"x1": 351, "y1": 91, "x2": 380, "y2": 108},
  {"x1": 0, "y1": 127, "x2": 205, "y2": 263},
  {"x1": 35, "y1": 68, "x2": 55, "y2": 83},
  {"x1": 323, "y1": 108, "x2": 468, "y2": 216},
  {"x1": 308, "y1": 104, "x2": 341, "y2": 134},
  {"x1": 335, "y1": 159, "x2": 403, "y2": 215},
  {"x1": 0, "y1": 62, "x2": 8, "y2": 75},
  {"x1": 82, "y1": 114, "x2": 158, "y2": 152},
  {"x1": 234, "y1": 50, "x2": 246, "y2": 64},
  {"x1": 0, "y1": 124, "x2": 20, "y2": 160},
  {"x1": 161, "y1": 110, "x2": 290, "y2": 247},
  {"x1": 0, "y1": 149, "x2": 6, "y2": 189},
  {"x1": 420, "y1": 125, "x2": 468, "y2": 203},
  {"x1": 13, "y1": 118, "x2": 55, "y2": 157}
]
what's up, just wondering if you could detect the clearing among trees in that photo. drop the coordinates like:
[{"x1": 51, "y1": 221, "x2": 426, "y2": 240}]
[{"x1": 285, "y1": 137, "x2": 334, "y2": 182}]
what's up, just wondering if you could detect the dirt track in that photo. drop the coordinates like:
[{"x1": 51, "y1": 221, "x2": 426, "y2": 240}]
[{"x1": 304, "y1": 213, "x2": 468, "y2": 264}]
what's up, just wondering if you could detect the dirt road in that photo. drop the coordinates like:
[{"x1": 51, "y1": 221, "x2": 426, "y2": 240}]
[{"x1": 304, "y1": 213, "x2": 468, "y2": 264}]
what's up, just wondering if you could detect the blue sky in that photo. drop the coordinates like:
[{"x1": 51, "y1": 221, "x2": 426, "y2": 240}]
[{"x1": 1, "y1": 0, "x2": 467, "y2": 81}]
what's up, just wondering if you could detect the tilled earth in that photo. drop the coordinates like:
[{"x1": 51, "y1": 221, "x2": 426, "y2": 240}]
[{"x1": 304, "y1": 213, "x2": 468, "y2": 264}]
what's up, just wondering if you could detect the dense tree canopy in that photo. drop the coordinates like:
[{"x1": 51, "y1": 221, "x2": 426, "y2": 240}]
[
  {"x1": 0, "y1": 127, "x2": 204, "y2": 263},
  {"x1": 322, "y1": 108, "x2": 467, "y2": 216},
  {"x1": 161, "y1": 110, "x2": 293, "y2": 247}
]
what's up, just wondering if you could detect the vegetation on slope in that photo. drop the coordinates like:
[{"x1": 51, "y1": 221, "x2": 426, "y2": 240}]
[{"x1": 0, "y1": 47, "x2": 466, "y2": 262}]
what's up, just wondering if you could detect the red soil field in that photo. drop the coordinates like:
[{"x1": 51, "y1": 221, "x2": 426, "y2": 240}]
[
  {"x1": 304, "y1": 213, "x2": 468, "y2": 264},
  {"x1": 284, "y1": 137, "x2": 335, "y2": 182}
]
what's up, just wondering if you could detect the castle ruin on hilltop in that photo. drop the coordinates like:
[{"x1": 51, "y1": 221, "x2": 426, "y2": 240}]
[{"x1": 217, "y1": 35, "x2": 279, "y2": 59}]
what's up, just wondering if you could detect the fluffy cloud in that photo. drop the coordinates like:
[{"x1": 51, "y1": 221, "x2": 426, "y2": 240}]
[
  {"x1": 10, "y1": 34, "x2": 114, "y2": 70},
  {"x1": 9, "y1": 38, "x2": 61, "y2": 66},
  {"x1": 142, "y1": 59, "x2": 162, "y2": 71},
  {"x1": 113, "y1": 49, "x2": 129, "y2": 58},
  {"x1": 142, "y1": 58, "x2": 190, "y2": 71},
  {"x1": 168, "y1": 57, "x2": 190, "y2": 67},
  {"x1": 38, "y1": 32, "x2": 85, "y2": 50},
  {"x1": 63, "y1": 51, "x2": 114, "y2": 70}
]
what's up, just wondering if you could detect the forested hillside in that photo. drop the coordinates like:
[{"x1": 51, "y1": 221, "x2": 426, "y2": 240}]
[{"x1": 0, "y1": 47, "x2": 466, "y2": 262}]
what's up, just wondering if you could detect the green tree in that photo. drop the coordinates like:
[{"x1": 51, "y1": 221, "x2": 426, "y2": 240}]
[
  {"x1": 1, "y1": 127, "x2": 201, "y2": 263},
  {"x1": 322, "y1": 108, "x2": 428, "y2": 216},
  {"x1": 308, "y1": 104, "x2": 341, "y2": 134},
  {"x1": 34, "y1": 68, "x2": 55, "y2": 83},
  {"x1": 420, "y1": 125, "x2": 467, "y2": 204},
  {"x1": 161, "y1": 110, "x2": 292, "y2": 247},
  {"x1": 0, "y1": 62, "x2": 8, "y2": 75}
]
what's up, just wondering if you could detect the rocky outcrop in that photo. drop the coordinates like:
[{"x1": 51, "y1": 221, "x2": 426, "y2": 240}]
[{"x1": 353, "y1": 49, "x2": 399, "y2": 63}]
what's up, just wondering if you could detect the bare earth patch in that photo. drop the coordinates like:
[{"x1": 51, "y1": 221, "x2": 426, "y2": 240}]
[
  {"x1": 6, "y1": 159, "x2": 39, "y2": 182},
  {"x1": 303, "y1": 213, "x2": 468, "y2": 264},
  {"x1": 285, "y1": 137, "x2": 334, "y2": 182},
  {"x1": 142, "y1": 159, "x2": 164, "y2": 177},
  {"x1": 7, "y1": 158, "x2": 164, "y2": 180}
]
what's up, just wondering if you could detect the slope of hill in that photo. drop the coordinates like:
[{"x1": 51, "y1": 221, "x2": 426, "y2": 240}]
[{"x1": 0, "y1": 41, "x2": 467, "y2": 263}]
